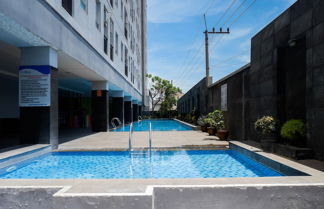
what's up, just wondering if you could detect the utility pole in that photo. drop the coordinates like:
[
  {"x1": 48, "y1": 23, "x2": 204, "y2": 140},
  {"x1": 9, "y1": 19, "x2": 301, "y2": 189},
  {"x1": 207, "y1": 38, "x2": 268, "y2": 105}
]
[{"x1": 203, "y1": 14, "x2": 230, "y2": 87}]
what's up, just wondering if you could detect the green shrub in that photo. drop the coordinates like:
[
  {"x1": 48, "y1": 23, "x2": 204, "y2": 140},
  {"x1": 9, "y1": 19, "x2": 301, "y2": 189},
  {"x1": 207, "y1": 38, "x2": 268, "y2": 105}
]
[
  {"x1": 203, "y1": 118, "x2": 215, "y2": 127},
  {"x1": 254, "y1": 116, "x2": 277, "y2": 136},
  {"x1": 280, "y1": 120, "x2": 306, "y2": 140},
  {"x1": 207, "y1": 110, "x2": 225, "y2": 129}
]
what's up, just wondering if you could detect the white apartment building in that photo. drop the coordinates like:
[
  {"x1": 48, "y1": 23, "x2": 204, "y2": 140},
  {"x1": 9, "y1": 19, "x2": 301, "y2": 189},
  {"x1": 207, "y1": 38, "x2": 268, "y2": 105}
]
[{"x1": 0, "y1": 0, "x2": 147, "y2": 149}]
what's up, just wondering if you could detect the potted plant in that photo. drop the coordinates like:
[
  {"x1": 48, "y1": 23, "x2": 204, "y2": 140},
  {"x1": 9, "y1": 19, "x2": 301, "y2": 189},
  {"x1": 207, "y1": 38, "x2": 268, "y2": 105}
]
[
  {"x1": 254, "y1": 116, "x2": 278, "y2": 152},
  {"x1": 210, "y1": 110, "x2": 229, "y2": 140},
  {"x1": 197, "y1": 116, "x2": 207, "y2": 132},
  {"x1": 280, "y1": 119, "x2": 306, "y2": 147},
  {"x1": 216, "y1": 120, "x2": 229, "y2": 140},
  {"x1": 205, "y1": 118, "x2": 216, "y2": 135}
]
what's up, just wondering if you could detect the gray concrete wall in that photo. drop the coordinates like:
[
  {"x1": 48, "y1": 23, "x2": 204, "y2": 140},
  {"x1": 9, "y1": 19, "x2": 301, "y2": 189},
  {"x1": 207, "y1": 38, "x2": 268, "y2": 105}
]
[
  {"x1": 154, "y1": 186, "x2": 324, "y2": 209},
  {"x1": 0, "y1": 188, "x2": 152, "y2": 209},
  {"x1": 1, "y1": 186, "x2": 324, "y2": 209}
]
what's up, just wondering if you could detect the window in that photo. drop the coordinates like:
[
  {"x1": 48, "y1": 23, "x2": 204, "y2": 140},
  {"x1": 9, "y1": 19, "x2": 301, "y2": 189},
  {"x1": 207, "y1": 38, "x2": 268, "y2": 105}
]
[
  {"x1": 130, "y1": 0, "x2": 134, "y2": 22},
  {"x1": 131, "y1": 59, "x2": 134, "y2": 83},
  {"x1": 121, "y1": 42, "x2": 123, "y2": 61},
  {"x1": 62, "y1": 0, "x2": 73, "y2": 16},
  {"x1": 124, "y1": 9, "x2": 128, "y2": 39},
  {"x1": 115, "y1": 33, "x2": 119, "y2": 55},
  {"x1": 103, "y1": 6, "x2": 108, "y2": 54},
  {"x1": 104, "y1": 36, "x2": 108, "y2": 54},
  {"x1": 80, "y1": 0, "x2": 87, "y2": 12},
  {"x1": 110, "y1": 18, "x2": 114, "y2": 61},
  {"x1": 125, "y1": 48, "x2": 128, "y2": 76},
  {"x1": 96, "y1": 0, "x2": 101, "y2": 30},
  {"x1": 110, "y1": 0, "x2": 114, "y2": 8},
  {"x1": 121, "y1": 1, "x2": 123, "y2": 18}
]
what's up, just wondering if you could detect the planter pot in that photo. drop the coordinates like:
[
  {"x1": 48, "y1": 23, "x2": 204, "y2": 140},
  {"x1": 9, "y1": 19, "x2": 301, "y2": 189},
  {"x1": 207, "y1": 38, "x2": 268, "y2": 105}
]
[
  {"x1": 272, "y1": 143, "x2": 313, "y2": 160},
  {"x1": 201, "y1": 125, "x2": 207, "y2": 132},
  {"x1": 217, "y1": 130, "x2": 229, "y2": 140},
  {"x1": 260, "y1": 139, "x2": 276, "y2": 152},
  {"x1": 207, "y1": 127, "x2": 216, "y2": 136}
]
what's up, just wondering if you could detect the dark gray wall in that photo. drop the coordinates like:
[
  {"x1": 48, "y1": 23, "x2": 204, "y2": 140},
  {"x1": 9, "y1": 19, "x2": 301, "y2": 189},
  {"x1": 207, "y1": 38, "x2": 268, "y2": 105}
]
[
  {"x1": 179, "y1": 0, "x2": 324, "y2": 160},
  {"x1": 248, "y1": 0, "x2": 324, "y2": 159},
  {"x1": 208, "y1": 66, "x2": 249, "y2": 141},
  {"x1": 178, "y1": 77, "x2": 211, "y2": 115}
]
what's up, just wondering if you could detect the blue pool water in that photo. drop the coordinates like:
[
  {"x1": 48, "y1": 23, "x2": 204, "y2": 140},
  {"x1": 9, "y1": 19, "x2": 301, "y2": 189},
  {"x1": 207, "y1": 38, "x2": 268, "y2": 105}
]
[
  {"x1": 113, "y1": 119, "x2": 192, "y2": 132},
  {"x1": 0, "y1": 150, "x2": 283, "y2": 179}
]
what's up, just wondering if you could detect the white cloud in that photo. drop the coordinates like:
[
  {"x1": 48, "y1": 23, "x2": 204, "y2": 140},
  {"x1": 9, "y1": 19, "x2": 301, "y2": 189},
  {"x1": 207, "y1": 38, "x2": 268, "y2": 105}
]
[{"x1": 147, "y1": 0, "x2": 225, "y2": 23}]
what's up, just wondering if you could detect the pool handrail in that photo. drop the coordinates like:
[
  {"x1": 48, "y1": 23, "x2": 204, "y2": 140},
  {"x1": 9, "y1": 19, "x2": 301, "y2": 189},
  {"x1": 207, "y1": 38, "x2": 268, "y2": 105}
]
[
  {"x1": 149, "y1": 122, "x2": 152, "y2": 153},
  {"x1": 138, "y1": 116, "x2": 142, "y2": 121},
  {"x1": 128, "y1": 122, "x2": 133, "y2": 151},
  {"x1": 111, "y1": 117, "x2": 122, "y2": 128}
]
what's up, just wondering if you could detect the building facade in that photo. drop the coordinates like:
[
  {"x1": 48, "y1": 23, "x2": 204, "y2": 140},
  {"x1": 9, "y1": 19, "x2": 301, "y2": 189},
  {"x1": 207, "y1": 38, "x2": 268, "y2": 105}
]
[
  {"x1": 0, "y1": 0, "x2": 147, "y2": 149},
  {"x1": 178, "y1": 0, "x2": 324, "y2": 160}
]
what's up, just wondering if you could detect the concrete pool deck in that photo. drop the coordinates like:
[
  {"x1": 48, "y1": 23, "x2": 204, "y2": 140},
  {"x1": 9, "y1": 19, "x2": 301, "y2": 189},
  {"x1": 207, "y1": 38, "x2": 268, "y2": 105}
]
[{"x1": 57, "y1": 131, "x2": 229, "y2": 151}]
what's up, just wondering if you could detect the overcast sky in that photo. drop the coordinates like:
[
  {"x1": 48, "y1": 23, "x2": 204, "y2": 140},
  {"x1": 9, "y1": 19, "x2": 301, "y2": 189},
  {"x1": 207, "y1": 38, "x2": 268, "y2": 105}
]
[{"x1": 147, "y1": 0, "x2": 297, "y2": 92}]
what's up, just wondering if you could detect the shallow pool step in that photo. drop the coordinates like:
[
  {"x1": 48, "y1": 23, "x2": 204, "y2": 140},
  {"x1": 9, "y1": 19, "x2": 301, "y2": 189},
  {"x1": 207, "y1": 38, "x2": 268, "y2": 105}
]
[{"x1": 0, "y1": 145, "x2": 51, "y2": 171}]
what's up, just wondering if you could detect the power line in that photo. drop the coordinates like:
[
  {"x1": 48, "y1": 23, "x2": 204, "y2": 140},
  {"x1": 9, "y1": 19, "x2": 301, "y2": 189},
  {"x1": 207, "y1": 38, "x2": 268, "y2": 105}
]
[
  {"x1": 176, "y1": 0, "x2": 255, "y2": 91},
  {"x1": 209, "y1": 50, "x2": 249, "y2": 67},
  {"x1": 174, "y1": 0, "x2": 238, "y2": 86},
  {"x1": 172, "y1": 0, "x2": 218, "y2": 83},
  {"x1": 221, "y1": 0, "x2": 248, "y2": 27},
  {"x1": 229, "y1": 0, "x2": 257, "y2": 27},
  {"x1": 214, "y1": 0, "x2": 237, "y2": 28}
]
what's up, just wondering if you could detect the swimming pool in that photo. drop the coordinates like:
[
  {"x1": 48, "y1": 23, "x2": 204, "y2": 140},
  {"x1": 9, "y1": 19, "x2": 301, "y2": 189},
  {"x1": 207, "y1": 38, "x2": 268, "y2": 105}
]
[
  {"x1": 0, "y1": 150, "x2": 283, "y2": 179},
  {"x1": 113, "y1": 119, "x2": 193, "y2": 132}
]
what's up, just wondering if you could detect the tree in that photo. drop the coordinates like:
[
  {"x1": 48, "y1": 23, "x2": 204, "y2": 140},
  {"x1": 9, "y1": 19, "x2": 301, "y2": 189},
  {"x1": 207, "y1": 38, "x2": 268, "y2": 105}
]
[{"x1": 146, "y1": 74, "x2": 182, "y2": 112}]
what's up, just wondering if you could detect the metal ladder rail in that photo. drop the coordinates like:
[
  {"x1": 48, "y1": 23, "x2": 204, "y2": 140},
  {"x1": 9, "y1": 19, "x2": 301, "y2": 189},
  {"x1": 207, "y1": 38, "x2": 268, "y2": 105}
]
[
  {"x1": 128, "y1": 122, "x2": 134, "y2": 151},
  {"x1": 149, "y1": 122, "x2": 153, "y2": 177},
  {"x1": 149, "y1": 122, "x2": 152, "y2": 153}
]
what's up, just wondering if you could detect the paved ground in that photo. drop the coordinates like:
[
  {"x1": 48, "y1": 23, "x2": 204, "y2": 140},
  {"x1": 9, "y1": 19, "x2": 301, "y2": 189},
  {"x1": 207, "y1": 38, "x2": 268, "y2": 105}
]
[{"x1": 58, "y1": 131, "x2": 229, "y2": 151}]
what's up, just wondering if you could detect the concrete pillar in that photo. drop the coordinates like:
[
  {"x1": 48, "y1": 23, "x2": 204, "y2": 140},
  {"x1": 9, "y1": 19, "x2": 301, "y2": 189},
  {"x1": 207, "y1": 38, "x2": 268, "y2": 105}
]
[
  {"x1": 124, "y1": 96, "x2": 132, "y2": 124},
  {"x1": 110, "y1": 91, "x2": 124, "y2": 126},
  {"x1": 91, "y1": 81, "x2": 109, "y2": 132},
  {"x1": 132, "y1": 100, "x2": 139, "y2": 122},
  {"x1": 139, "y1": 102, "x2": 142, "y2": 117},
  {"x1": 19, "y1": 47, "x2": 58, "y2": 148}
]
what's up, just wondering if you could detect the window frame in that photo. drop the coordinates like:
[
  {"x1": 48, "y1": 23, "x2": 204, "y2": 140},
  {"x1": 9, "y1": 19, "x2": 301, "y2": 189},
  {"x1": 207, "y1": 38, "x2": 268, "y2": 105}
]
[{"x1": 95, "y1": 0, "x2": 102, "y2": 31}]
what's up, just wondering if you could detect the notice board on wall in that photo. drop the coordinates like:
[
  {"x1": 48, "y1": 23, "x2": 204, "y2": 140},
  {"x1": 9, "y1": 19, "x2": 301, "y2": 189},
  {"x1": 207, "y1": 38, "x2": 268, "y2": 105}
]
[{"x1": 19, "y1": 66, "x2": 51, "y2": 107}]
